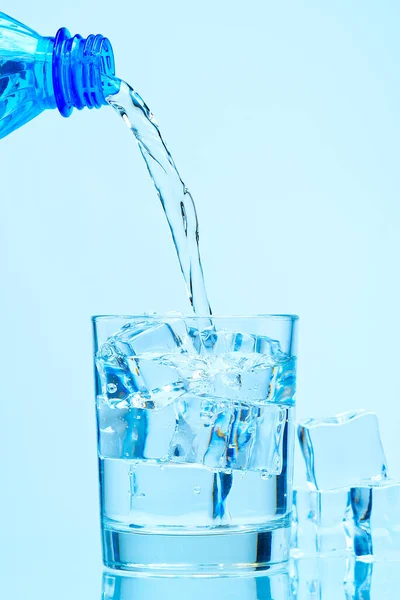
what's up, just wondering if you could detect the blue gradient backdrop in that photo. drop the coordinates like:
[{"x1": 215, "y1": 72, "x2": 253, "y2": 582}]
[{"x1": 1, "y1": 2, "x2": 399, "y2": 597}]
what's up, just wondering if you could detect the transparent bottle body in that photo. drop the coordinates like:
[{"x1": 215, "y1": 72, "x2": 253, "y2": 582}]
[
  {"x1": 0, "y1": 12, "x2": 116, "y2": 139},
  {"x1": 0, "y1": 13, "x2": 55, "y2": 138}
]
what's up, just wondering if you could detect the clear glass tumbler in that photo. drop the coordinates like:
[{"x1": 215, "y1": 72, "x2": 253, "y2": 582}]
[{"x1": 93, "y1": 314, "x2": 298, "y2": 573}]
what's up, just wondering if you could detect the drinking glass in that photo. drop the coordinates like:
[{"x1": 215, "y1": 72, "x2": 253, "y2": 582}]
[{"x1": 93, "y1": 314, "x2": 298, "y2": 573}]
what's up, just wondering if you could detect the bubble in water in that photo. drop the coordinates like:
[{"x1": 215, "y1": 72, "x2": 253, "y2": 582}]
[
  {"x1": 193, "y1": 486, "x2": 201, "y2": 494},
  {"x1": 107, "y1": 383, "x2": 118, "y2": 394},
  {"x1": 261, "y1": 471, "x2": 272, "y2": 480}
]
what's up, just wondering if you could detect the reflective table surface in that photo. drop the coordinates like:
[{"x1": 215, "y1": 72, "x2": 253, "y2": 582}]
[{"x1": 3, "y1": 533, "x2": 399, "y2": 599}]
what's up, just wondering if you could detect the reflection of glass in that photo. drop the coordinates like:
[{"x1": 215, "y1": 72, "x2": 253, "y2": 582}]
[
  {"x1": 93, "y1": 315, "x2": 298, "y2": 572},
  {"x1": 101, "y1": 559, "x2": 400, "y2": 600},
  {"x1": 102, "y1": 567, "x2": 293, "y2": 600}
]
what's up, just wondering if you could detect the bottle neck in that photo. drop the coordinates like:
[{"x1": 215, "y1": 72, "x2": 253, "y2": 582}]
[{"x1": 49, "y1": 27, "x2": 116, "y2": 118}]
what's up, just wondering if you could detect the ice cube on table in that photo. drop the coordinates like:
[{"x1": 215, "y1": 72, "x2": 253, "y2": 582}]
[
  {"x1": 297, "y1": 411, "x2": 388, "y2": 491},
  {"x1": 291, "y1": 488, "x2": 350, "y2": 558},
  {"x1": 346, "y1": 479, "x2": 400, "y2": 561},
  {"x1": 96, "y1": 320, "x2": 190, "y2": 410}
]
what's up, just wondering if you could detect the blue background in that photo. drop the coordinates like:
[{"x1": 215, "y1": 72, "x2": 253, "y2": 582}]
[{"x1": 1, "y1": 2, "x2": 399, "y2": 597}]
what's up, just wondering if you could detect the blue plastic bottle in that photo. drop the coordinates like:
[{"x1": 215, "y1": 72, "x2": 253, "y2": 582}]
[{"x1": 0, "y1": 12, "x2": 116, "y2": 138}]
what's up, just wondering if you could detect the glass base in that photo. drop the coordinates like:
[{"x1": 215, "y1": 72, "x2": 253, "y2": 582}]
[{"x1": 102, "y1": 522, "x2": 291, "y2": 574}]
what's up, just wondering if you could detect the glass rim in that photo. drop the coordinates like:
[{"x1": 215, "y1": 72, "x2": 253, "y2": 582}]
[{"x1": 92, "y1": 313, "x2": 299, "y2": 322}]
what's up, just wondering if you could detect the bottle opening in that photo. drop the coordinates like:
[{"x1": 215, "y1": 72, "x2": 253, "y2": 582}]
[{"x1": 52, "y1": 27, "x2": 116, "y2": 118}]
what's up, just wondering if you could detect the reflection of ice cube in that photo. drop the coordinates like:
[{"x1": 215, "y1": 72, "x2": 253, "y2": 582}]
[
  {"x1": 291, "y1": 488, "x2": 350, "y2": 558},
  {"x1": 298, "y1": 411, "x2": 388, "y2": 491},
  {"x1": 346, "y1": 480, "x2": 400, "y2": 561},
  {"x1": 291, "y1": 557, "x2": 348, "y2": 600},
  {"x1": 344, "y1": 560, "x2": 372, "y2": 600},
  {"x1": 96, "y1": 320, "x2": 189, "y2": 409},
  {"x1": 345, "y1": 560, "x2": 400, "y2": 598}
]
